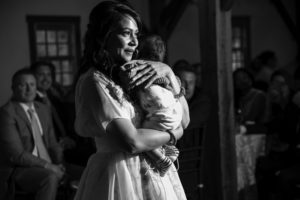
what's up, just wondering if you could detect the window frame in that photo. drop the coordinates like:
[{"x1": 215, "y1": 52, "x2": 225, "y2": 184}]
[
  {"x1": 231, "y1": 16, "x2": 251, "y2": 70},
  {"x1": 27, "y1": 15, "x2": 81, "y2": 87}
]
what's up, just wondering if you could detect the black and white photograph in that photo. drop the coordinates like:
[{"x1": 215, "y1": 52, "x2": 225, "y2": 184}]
[{"x1": 0, "y1": 0, "x2": 298, "y2": 200}]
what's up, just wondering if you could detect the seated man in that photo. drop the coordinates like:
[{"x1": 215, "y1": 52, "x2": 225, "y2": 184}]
[
  {"x1": 31, "y1": 61, "x2": 95, "y2": 166},
  {"x1": 30, "y1": 61, "x2": 73, "y2": 145},
  {"x1": 173, "y1": 61, "x2": 211, "y2": 147},
  {"x1": 0, "y1": 68, "x2": 65, "y2": 200}
]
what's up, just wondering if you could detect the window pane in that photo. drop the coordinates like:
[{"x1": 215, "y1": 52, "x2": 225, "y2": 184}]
[
  {"x1": 233, "y1": 38, "x2": 241, "y2": 49},
  {"x1": 236, "y1": 51, "x2": 241, "y2": 60},
  {"x1": 52, "y1": 60, "x2": 61, "y2": 73},
  {"x1": 36, "y1": 30, "x2": 46, "y2": 43},
  {"x1": 48, "y1": 44, "x2": 57, "y2": 56},
  {"x1": 58, "y1": 44, "x2": 69, "y2": 56},
  {"x1": 47, "y1": 31, "x2": 56, "y2": 43},
  {"x1": 233, "y1": 27, "x2": 241, "y2": 37},
  {"x1": 55, "y1": 73, "x2": 61, "y2": 83},
  {"x1": 232, "y1": 63, "x2": 237, "y2": 71},
  {"x1": 58, "y1": 31, "x2": 68, "y2": 43},
  {"x1": 37, "y1": 44, "x2": 46, "y2": 57},
  {"x1": 62, "y1": 60, "x2": 71, "y2": 72},
  {"x1": 63, "y1": 74, "x2": 73, "y2": 86}
]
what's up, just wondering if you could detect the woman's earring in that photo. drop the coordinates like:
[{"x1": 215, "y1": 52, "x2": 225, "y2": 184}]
[{"x1": 133, "y1": 49, "x2": 139, "y2": 59}]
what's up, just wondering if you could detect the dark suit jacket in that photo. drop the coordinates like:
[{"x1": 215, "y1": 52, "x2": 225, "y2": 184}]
[
  {"x1": 0, "y1": 100, "x2": 63, "y2": 198},
  {"x1": 35, "y1": 92, "x2": 67, "y2": 140}
]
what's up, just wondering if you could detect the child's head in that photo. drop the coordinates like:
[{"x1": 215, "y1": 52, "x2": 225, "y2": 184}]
[{"x1": 138, "y1": 35, "x2": 166, "y2": 62}]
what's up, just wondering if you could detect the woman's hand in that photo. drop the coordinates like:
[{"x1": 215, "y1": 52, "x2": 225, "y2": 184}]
[{"x1": 120, "y1": 60, "x2": 173, "y2": 90}]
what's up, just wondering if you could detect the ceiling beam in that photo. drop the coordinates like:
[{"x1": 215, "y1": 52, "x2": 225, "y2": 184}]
[
  {"x1": 270, "y1": 0, "x2": 299, "y2": 45},
  {"x1": 159, "y1": 0, "x2": 191, "y2": 40}
]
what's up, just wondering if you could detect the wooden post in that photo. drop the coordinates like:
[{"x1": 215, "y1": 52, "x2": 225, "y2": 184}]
[{"x1": 198, "y1": 0, "x2": 237, "y2": 199}]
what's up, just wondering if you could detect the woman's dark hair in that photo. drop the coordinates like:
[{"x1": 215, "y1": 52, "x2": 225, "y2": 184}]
[
  {"x1": 257, "y1": 50, "x2": 276, "y2": 65},
  {"x1": 78, "y1": 1, "x2": 142, "y2": 78}
]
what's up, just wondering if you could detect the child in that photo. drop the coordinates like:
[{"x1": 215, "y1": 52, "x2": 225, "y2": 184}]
[{"x1": 123, "y1": 35, "x2": 184, "y2": 176}]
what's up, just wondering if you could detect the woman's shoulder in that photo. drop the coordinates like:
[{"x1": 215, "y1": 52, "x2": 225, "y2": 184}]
[{"x1": 77, "y1": 68, "x2": 113, "y2": 88}]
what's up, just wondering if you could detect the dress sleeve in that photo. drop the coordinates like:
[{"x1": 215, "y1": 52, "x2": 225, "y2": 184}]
[
  {"x1": 92, "y1": 73, "x2": 132, "y2": 129},
  {"x1": 75, "y1": 71, "x2": 133, "y2": 137}
]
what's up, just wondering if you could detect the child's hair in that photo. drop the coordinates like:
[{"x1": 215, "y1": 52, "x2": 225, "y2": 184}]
[{"x1": 138, "y1": 34, "x2": 166, "y2": 62}]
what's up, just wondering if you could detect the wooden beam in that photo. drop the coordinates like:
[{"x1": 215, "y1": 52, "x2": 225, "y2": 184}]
[
  {"x1": 220, "y1": 0, "x2": 235, "y2": 11},
  {"x1": 270, "y1": 0, "x2": 299, "y2": 44},
  {"x1": 198, "y1": 0, "x2": 237, "y2": 199},
  {"x1": 148, "y1": 0, "x2": 166, "y2": 33},
  {"x1": 159, "y1": 0, "x2": 190, "y2": 40},
  {"x1": 296, "y1": 0, "x2": 300, "y2": 57},
  {"x1": 147, "y1": 0, "x2": 190, "y2": 40}
]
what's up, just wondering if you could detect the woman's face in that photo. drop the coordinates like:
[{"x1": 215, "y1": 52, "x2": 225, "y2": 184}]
[{"x1": 105, "y1": 15, "x2": 139, "y2": 65}]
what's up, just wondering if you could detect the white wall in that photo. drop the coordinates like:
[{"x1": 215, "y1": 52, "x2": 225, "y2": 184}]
[{"x1": 167, "y1": 3, "x2": 201, "y2": 66}]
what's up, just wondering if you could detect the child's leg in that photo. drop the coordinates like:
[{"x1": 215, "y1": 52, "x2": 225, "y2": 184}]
[
  {"x1": 146, "y1": 148, "x2": 172, "y2": 177},
  {"x1": 164, "y1": 145, "x2": 180, "y2": 162}
]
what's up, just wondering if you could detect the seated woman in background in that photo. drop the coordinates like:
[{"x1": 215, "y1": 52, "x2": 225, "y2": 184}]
[
  {"x1": 266, "y1": 70, "x2": 300, "y2": 151},
  {"x1": 255, "y1": 70, "x2": 300, "y2": 200},
  {"x1": 233, "y1": 68, "x2": 268, "y2": 133}
]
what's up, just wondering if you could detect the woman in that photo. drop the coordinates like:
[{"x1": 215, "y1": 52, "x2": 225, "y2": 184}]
[
  {"x1": 233, "y1": 68, "x2": 267, "y2": 126},
  {"x1": 74, "y1": 1, "x2": 189, "y2": 200}
]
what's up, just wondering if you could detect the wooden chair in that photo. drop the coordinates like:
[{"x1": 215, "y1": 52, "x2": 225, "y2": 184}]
[{"x1": 177, "y1": 126, "x2": 205, "y2": 200}]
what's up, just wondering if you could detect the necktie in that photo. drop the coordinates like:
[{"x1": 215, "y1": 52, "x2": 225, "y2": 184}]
[{"x1": 28, "y1": 108, "x2": 52, "y2": 163}]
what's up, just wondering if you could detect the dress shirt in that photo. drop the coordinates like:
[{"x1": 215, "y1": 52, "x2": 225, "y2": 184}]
[{"x1": 19, "y1": 102, "x2": 44, "y2": 156}]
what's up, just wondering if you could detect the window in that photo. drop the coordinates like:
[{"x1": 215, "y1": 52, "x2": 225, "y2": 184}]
[
  {"x1": 231, "y1": 16, "x2": 250, "y2": 71},
  {"x1": 27, "y1": 16, "x2": 81, "y2": 87}
]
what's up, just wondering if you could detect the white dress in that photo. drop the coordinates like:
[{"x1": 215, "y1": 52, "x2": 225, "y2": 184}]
[{"x1": 74, "y1": 68, "x2": 187, "y2": 200}]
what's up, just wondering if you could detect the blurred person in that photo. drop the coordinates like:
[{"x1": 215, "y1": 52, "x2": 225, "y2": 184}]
[
  {"x1": 31, "y1": 61, "x2": 72, "y2": 144},
  {"x1": 233, "y1": 68, "x2": 268, "y2": 130},
  {"x1": 173, "y1": 61, "x2": 211, "y2": 196},
  {"x1": 174, "y1": 61, "x2": 211, "y2": 133},
  {"x1": 31, "y1": 61, "x2": 95, "y2": 166},
  {"x1": 254, "y1": 50, "x2": 278, "y2": 92},
  {"x1": 0, "y1": 68, "x2": 64, "y2": 200},
  {"x1": 266, "y1": 70, "x2": 300, "y2": 151},
  {"x1": 256, "y1": 70, "x2": 300, "y2": 200}
]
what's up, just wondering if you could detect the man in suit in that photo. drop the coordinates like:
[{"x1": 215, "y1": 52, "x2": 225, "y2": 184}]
[
  {"x1": 0, "y1": 68, "x2": 65, "y2": 200},
  {"x1": 173, "y1": 62, "x2": 211, "y2": 146},
  {"x1": 31, "y1": 61, "x2": 95, "y2": 166},
  {"x1": 30, "y1": 61, "x2": 69, "y2": 142}
]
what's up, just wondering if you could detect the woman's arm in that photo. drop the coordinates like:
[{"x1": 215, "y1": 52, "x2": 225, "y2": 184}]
[{"x1": 106, "y1": 118, "x2": 183, "y2": 154}]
